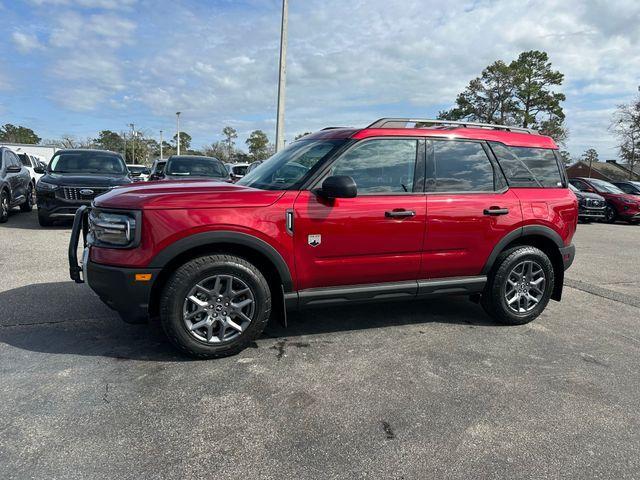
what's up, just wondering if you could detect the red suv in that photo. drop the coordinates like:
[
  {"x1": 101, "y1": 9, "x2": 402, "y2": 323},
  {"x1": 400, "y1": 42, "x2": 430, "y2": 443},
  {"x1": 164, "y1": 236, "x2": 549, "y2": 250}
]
[
  {"x1": 69, "y1": 118, "x2": 577, "y2": 358},
  {"x1": 569, "y1": 177, "x2": 640, "y2": 224}
]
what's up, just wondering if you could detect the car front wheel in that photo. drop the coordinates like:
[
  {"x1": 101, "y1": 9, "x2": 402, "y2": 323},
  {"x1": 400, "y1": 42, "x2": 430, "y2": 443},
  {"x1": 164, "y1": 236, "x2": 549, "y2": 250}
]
[
  {"x1": 604, "y1": 204, "x2": 617, "y2": 223},
  {"x1": 37, "y1": 209, "x2": 53, "y2": 226},
  {"x1": 481, "y1": 246, "x2": 555, "y2": 325},
  {"x1": 0, "y1": 190, "x2": 9, "y2": 223},
  {"x1": 160, "y1": 254, "x2": 272, "y2": 359},
  {"x1": 20, "y1": 184, "x2": 34, "y2": 212}
]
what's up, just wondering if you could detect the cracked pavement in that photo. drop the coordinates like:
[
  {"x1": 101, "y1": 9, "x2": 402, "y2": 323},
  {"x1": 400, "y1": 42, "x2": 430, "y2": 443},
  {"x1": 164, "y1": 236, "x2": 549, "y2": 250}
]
[{"x1": 1, "y1": 212, "x2": 639, "y2": 479}]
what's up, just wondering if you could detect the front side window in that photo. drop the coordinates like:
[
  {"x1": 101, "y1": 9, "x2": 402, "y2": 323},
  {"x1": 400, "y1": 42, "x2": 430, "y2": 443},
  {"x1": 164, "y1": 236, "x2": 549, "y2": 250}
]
[
  {"x1": 238, "y1": 139, "x2": 345, "y2": 190},
  {"x1": 588, "y1": 178, "x2": 624, "y2": 194},
  {"x1": 18, "y1": 153, "x2": 32, "y2": 167},
  {"x1": 429, "y1": 140, "x2": 498, "y2": 192},
  {"x1": 330, "y1": 139, "x2": 419, "y2": 194},
  {"x1": 50, "y1": 152, "x2": 126, "y2": 175},
  {"x1": 491, "y1": 143, "x2": 563, "y2": 188}
]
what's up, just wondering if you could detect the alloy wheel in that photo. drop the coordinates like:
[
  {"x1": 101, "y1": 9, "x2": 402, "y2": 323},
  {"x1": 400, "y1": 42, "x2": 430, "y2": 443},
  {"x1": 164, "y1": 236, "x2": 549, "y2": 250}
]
[
  {"x1": 605, "y1": 205, "x2": 616, "y2": 223},
  {"x1": 504, "y1": 260, "x2": 546, "y2": 313},
  {"x1": 1, "y1": 194, "x2": 8, "y2": 219},
  {"x1": 182, "y1": 274, "x2": 255, "y2": 343}
]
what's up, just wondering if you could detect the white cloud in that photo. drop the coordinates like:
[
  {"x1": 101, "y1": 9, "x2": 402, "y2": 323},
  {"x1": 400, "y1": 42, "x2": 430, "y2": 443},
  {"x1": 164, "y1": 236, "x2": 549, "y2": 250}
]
[{"x1": 11, "y1": 31, "x2": 44, "y2": 53}]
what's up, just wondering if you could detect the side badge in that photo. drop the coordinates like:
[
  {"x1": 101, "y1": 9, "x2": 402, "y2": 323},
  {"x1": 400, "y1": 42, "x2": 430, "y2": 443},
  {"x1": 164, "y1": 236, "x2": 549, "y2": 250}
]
[{"x1": 308, "y1": 234, "x2": 321, "y2": 247}]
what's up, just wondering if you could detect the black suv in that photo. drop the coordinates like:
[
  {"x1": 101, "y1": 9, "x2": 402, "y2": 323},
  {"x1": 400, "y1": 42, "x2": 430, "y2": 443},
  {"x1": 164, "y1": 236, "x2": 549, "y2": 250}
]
[
  {"x1": 569, "y1": 183, "x2": 606, "y2": 222},
  {"x1": 160, "y1": 155, "x2": 231, "y2": 181},
  {"x1": 1, "y1": 147, "x2": 34, "y2": 222},
  {"x1": 35, "y1": 149, "x2": 131, "y2": 226}
]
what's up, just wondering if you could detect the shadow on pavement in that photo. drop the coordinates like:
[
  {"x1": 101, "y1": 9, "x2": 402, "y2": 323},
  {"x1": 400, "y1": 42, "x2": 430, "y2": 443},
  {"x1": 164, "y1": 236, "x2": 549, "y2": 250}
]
[
  {"x1": 0, "y1": 210, "x2": 72, "y2": 230},
  {"x1": 0, "y1": 281, "x2": 500, "y2": 361}
]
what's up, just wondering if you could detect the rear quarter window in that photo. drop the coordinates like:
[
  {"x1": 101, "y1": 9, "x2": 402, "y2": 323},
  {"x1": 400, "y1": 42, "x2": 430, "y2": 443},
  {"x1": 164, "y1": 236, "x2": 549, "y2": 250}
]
[{"x1": 490, "y1": 143, "x2": 564, "y2": 188}]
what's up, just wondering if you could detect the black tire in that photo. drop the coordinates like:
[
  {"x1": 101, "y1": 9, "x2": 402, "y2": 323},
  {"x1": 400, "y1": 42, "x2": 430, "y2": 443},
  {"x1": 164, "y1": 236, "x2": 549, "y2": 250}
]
[
  {"x1": 0, "y1": 190, "x2": 9, "y2": 223},
  {"x1": 38, "y1": 209, "x2": 53, "y2": 226},
  {"x1": 481, "y1": 246, "x2": 555, "y2": 325},
  {"x1": 603, "y1": 204, "x2": 617, "y2": 224},
  {"x1": 160, "y1": 254, "x2": 272, "y2": 359},
  {"x1": 20, "y1": 184, "x2": 34, "y2": 212}
]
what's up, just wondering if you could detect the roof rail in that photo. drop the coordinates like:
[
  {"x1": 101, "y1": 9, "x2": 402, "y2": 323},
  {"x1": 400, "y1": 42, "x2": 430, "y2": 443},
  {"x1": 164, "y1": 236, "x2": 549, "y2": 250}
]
[
  {"x1": 320, "y1": 126, "x2": 348, "y2": 131},
  {"x1": 366, "y1": 118, "x2": 538, "y2": 135}
]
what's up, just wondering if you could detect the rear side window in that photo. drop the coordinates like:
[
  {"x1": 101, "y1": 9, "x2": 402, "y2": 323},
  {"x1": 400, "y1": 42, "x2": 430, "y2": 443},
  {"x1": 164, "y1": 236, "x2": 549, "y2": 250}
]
[
  {"x1": 490, "y1": 143, "x2": 564, "y2": 188},
  {"x1": 428, "y1": 140, "x2": 502, "y2": 192}
]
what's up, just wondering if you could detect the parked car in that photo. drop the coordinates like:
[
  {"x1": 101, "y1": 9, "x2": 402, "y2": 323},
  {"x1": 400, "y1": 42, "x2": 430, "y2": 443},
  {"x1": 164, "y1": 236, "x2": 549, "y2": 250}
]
[
  {"x1": 127, "y1": 164, "x2": 150, "y2": 182},
  {"x1": 0, "y1": 146, "x2": 34, "y2": 222},
  {"x1": 160, "y1": 155, "x2": 231, "y2": 182},
  {"x1": 611, "y1": 180, "x2": 640, "y2": 196},
  {"x1": 35, "y1": 149, "x2": 132, "y2": 226},
  {"x1": 148, "y1": 159, "x2": 167, "y2": 181},
  {"x1": 245, "y1": 160, "x2": 263, "y2": 174},
  {"x1": 569, "y1": 177, "x2": 640, "y2": 224},
  {"x1": 17, "y1": 152, "x2": 45, "y2": 184},
  {"x1": 69, "y1": 117, "x2": 577, "y2": 359},
  {"x1": 227, "y1": 162, "x2": 249, "y2": 182},
  {"x1": 569, "y1": 183, "x2": 606, "y2": 222}
]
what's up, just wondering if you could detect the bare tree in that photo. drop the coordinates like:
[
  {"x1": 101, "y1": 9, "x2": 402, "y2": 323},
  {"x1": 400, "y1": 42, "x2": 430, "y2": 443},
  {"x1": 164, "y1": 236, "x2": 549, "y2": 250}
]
[{"x1": 611, "y1": 88, "x2": 640, "y2": 178}]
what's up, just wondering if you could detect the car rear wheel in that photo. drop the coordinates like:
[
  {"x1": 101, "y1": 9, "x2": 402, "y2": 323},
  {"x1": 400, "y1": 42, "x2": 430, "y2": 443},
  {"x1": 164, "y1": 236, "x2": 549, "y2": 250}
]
[
  {"x1": 160, "y1": 254, "x2": 272, "y2": 359},
  {"x1": 604, "y1": 204, "x2": 617, "y2": 223},
  {"x1": 20, "y1": 184, "x2": 34, "y2": 212},
  {"x1": 0, "y1": 190, "x2": 9, "y2": 223},
  {"x1": 481, "y1": 246, "x2": 555, "y2": 325}
]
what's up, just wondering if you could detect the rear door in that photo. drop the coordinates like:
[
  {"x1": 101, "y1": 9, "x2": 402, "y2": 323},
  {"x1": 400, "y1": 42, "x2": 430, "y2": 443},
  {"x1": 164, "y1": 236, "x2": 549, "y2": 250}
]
[
  {"x1": 423, "y1": 139, "x2": 522, "y2": 278},
  {"x1": 293, "y1": 137, "x2": 427, "y2": 290}
]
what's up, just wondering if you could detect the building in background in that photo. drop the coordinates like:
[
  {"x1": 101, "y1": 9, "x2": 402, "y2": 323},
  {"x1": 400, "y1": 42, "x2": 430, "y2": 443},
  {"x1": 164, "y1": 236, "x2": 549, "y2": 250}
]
[
  {"x1": 0, "y1": 143, "x2": 59, "y2": 163},
  {"x1": 565, "y1": 159, "x2": 640, "y2": 182}
]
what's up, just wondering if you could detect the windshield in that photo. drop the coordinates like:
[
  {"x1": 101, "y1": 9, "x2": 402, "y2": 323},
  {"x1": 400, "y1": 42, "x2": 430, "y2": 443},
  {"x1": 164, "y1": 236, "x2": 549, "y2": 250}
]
[
  {"x1": 231, "y1": 165, "x2": 248, "y2": 176},
  {"x1": 589, "y1": 178, "x2": 624, "y2": 194},
  {"x1": 128, "y1": 165, "x2": 150, "y2": 174},
  {"x1": 165, "y1": 156, "x2": 227, "y2": 178},
  {"x1": 49, "y1": 151, "x2": 126, "y2": 174},
  {"x1": 569, "y1": 183, "x2": 579, "y2": 193},
  {"x1": 237, "y1": 139, "x2": 346, "y2": 190}
]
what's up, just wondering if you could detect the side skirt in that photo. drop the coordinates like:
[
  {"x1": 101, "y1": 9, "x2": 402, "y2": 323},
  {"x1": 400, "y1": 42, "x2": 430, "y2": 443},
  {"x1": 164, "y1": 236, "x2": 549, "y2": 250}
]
[{"x1": 284, "y1": 276, "x2": 487, "y2": 310}]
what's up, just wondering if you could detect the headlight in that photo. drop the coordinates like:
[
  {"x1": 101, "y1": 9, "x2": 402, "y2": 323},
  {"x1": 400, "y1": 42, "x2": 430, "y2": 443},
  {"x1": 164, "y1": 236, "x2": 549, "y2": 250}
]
[
  {"x1": 89, "y1": 209, "x2": 139, "y2": 248},
  {"x1": 37, "y1": 181, "x2": 59, "y2": 191}
]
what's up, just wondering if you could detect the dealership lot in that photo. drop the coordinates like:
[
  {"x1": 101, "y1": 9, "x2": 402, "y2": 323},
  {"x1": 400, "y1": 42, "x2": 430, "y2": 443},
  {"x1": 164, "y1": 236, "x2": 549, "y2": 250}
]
[{"x1": 1, "y1": 213, "x2": 639, "y2": 479}]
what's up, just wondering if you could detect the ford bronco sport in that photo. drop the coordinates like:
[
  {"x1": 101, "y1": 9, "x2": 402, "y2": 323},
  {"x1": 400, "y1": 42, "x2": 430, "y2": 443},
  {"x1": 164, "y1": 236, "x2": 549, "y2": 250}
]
[{"x1": 69, "y1": 118, "x2": 577, "y2": 358}]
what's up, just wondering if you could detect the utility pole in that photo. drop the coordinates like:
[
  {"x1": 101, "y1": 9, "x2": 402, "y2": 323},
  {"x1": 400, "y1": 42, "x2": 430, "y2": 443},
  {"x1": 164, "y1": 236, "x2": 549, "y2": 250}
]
[
  {"x1": 176, "y1": 112, "x2": 181, "y2": 155},
  {"x1": 275, "y1": 0, "x2": 288, "y2": 152},
  {"x1": 122, "y1": 131, "x2": 127, "y2": 158},
  {"x1": 159, "y1": 130, "x2": 163, "y2": 160},
  {"x1": 129, "y1": 123, "x2": 135, "y2": 164}
]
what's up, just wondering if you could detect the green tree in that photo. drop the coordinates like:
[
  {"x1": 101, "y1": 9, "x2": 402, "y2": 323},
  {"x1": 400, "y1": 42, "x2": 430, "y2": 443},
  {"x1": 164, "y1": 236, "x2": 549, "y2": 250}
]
[
  {"x1": 204, "y1": 141, "x2": 229, "y2": 162},
  {"x1": 246, "y1": 130, "x2": 270, "y2": 160},
  {"x1": 439, "y1": 50, "x2": 567, "y2": 144},
  {"x1": 172, "y1": 132, "x2": 192, "y2": 152},
  {"x1": 558, "y1": 150, "x2": 572, "y2": 166},
  {"x1": 581, "y1": 148, "x2": 599, "y2": 165},
  {"x1": 0, "y1": 124, "x2": 41, "y2": 144},
  {"x1": 94, "y1": 130, "x2": 123, "y2": 153},
  {"x1": 222, "y1": 126, "x2": 238, "y2": 161}
]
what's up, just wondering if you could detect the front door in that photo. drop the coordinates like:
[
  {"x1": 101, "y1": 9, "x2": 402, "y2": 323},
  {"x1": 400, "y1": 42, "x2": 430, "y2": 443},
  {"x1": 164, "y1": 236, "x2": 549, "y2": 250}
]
[{"x1": 293, "y1": 137, "x2": 427, "y2": 290}]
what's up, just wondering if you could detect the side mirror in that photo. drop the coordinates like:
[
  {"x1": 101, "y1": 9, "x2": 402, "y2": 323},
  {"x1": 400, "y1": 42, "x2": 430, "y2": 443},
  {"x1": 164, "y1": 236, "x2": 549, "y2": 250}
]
[
  {"x1": 6, "y1": 165, "x2": 21, "y2": 173},
  {"x1": 319, "y1": 175, "x2": 357, "y2": 199},
  {"x1": 34, "y1": 166, "x2": 46, "y2": 174}
]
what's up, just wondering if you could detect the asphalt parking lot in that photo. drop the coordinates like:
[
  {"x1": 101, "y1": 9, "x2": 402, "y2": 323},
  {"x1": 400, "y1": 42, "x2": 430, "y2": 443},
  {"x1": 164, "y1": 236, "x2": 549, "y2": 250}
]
[{"x1": 1, "y1": 211, "x2": 639, "y2": 479}]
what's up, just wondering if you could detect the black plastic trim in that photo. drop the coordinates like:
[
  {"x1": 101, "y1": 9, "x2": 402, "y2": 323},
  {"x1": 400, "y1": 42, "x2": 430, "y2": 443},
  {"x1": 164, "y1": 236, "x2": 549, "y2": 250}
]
[
  {"x1": 289, "y1": 276, "x2": 487, "y2": 310},
  {"x1": 148, "y1": 230, "x2": 294, "y2": 292},
  {"x1": 481, "y1": 225, "x2": 565, "y2": 275}
]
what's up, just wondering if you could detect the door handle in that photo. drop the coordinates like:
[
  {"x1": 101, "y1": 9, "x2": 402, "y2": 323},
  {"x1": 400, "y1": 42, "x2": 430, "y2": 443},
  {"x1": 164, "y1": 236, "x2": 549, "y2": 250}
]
[
  {"x1": 385, "y1": 210, "x2": 416, "y2": 218},
  {"x1": 483, "y1": 207, "x2": 509, "y2": 216}
]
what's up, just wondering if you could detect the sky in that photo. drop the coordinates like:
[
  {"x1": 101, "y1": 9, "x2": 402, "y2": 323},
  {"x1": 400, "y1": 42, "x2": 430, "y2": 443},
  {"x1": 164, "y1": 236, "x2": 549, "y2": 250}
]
[{"x1": 1, "y1": 0, "x2": 639, "y2": 158}]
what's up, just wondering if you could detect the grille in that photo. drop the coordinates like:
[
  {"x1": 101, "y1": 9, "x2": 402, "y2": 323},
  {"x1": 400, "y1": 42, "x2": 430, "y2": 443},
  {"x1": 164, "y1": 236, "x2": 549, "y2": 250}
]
[
  {"x1": 61, "y1": 186, "x2": 109, "y2": 201},
  {"x1": 586, "y1": 198, "x2": 604, "y2": 208}
]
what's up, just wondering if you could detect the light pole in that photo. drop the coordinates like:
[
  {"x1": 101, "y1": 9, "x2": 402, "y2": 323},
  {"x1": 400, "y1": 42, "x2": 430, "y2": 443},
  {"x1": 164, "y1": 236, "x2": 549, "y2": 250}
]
[
  {"x1": 275, "y1": 0, "x2": 288, "y2": 152},
  {"x1": 129, "y1": 123, "x2": 135, "y2": 164},
  {"x1": 159, "y1": 130, "x2": 164, "y2": 160},
  {"x1": 176, "y1": 112, "x2": 181, "y2": 155}
]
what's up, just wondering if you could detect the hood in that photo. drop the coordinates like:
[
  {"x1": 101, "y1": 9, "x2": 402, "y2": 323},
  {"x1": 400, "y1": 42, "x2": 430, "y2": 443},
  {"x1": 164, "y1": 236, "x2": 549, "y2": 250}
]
[
  {"x1": 574, "y1": 190, "x2": 605, "y2": 201},
  {"x1": 93, "y1": 179, "x2": 284, "y2": 210},
  {"x1": 42, "y1": 172, "x2": 131, "y2": 187}
]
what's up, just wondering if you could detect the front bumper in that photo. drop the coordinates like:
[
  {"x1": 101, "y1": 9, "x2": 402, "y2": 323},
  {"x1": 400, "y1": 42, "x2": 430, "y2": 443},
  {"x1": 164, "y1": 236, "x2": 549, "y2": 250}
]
[{"x1": 69, "y1": 206, "x2": 158, "y2": 323}]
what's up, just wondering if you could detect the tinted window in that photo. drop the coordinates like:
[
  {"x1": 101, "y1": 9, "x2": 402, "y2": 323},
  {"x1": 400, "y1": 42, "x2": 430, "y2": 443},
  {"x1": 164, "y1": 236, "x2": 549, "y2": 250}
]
[
  {"x1": 155, "y1": 161, "x2": 166, "y2": 174},
  {"x1": 50, "y1": 151, "x2": 126, "y2": 174},
  {"x1": 330, "y1": 139, "x2": 418, "y2": 193},
  {"x1": 588, "y1": 178, "x2": 624, "y2": 194},
  {"x1": 166, "y1": 157, "x2": 227, "y2": 178},
  {"x1": 491, "y1": 143, "x2": 563, "y2": 188},
  {"x1": 18, "y1": 153, "x2": 32, "y2": 167},
  {"x1": 429, "y1": 140, "x2": 496, "y2": 192},
  {"x1": 615, "y1": 183, "x2": 636, "y2": 194}
]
